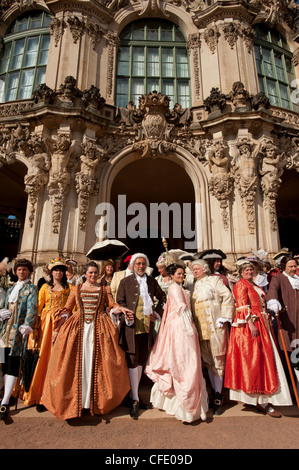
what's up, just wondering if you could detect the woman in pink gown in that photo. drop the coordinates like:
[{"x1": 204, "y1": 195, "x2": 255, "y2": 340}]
[{"x1": 145, "y1": 264, "x2": 208, "y2": 423}]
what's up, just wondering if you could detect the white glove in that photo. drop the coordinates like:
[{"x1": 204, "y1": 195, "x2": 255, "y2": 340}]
[
  {"x1": 267, "y1": 300, "x2": 281, "y2": 314},
  {"x1": 0, "y1": 308, "x2": 11, "y2": 321},
  {"x1": 18, "y1": 325, "x2": 33, "y2": 337},
  {"x1": 216, "y1": 317, "x2": 230, "y2": 328}
]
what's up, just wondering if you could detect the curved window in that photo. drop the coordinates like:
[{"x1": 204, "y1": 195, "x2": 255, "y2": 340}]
[
  {"x1": 254, "y1": 24, "x2": 297, "y2": 111},
  {"x1": 115, "y1": 20, "x2": 191, "y2": 108},
  {"x1": 0, "y1": 10, "x2": 52, "y2": 103}
]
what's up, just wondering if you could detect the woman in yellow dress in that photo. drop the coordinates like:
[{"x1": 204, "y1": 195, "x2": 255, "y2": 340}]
[{"x1": 23, "y1": 258, "x2": 70, "y2": 411}]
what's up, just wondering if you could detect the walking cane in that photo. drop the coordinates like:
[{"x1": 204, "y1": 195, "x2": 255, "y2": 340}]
[{"x1": 275, "y1": 313, "x2": 299, "y2": 409}]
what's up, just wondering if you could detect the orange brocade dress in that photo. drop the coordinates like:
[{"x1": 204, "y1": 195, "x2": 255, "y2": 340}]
[
  {"x1": 41, "y1": 284, "x2": 130, "y2": 420},
  {"x1": 23, "y1": 283, "x2": 70, "y2": 406},
  {"x1": 225, "y1": 278, "x2": 284, "y2": 396}
]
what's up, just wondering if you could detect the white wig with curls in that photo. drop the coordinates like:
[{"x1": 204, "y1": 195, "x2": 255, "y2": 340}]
[
  {"x1": 129, "y1": 253, "x2": 150, "y2": 269},
  {"x1": 191, "y1": 259, "x2": 210, "y2": 274}
]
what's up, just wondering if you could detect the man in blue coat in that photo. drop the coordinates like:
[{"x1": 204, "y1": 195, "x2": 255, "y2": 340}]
[{"x1": 0, "y1": 258, "x2": 38, "y2": 420}]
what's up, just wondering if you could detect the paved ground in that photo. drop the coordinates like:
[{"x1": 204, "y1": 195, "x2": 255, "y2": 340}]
[{"x1": 1, "y1": 383, "x2": 299, "y2": 453}]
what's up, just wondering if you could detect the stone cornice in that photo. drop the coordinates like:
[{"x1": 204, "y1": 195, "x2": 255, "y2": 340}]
[
  {"x1": 45, "y1": 0, "x2": 112, "y2": 23},
  {"x1": 191, "y1": 2, "x2": 256, "y2": 29}
]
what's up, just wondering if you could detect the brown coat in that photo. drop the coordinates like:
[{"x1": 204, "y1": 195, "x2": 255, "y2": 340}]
[
  {"x1": 266, "y1": 273, "x2": 299, "y2": 351},
  {"x1": 116, "y1": 273, "x2": 166, "y2": 354}
]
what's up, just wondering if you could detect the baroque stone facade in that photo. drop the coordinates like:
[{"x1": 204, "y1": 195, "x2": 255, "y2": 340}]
[{"x1": 1, "y1": 0, "x2": 299, "y2": 275}]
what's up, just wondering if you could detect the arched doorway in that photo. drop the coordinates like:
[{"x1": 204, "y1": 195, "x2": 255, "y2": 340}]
[
  {"x1": 277, "y1": 169, "x2": 299, "y2": 256},
  {"x1": 110, "y1": 157, "x2": 196, "y2": 271},
  {"x1": 0, "y1": 161, "x2": 27, "y2": 261}
]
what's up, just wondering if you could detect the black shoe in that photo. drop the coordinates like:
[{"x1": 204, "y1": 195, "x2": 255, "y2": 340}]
[
  {"x1": 138, "y1": 397, "x2": 149, "y2": 410},
  {"x1": 130, "y1": 400, "x2": 139, "y2": 420},
  {"x1": 36, "y1": 404, "x2": 47, "y2": 413},
  {"x1": 213, "y1": 392, "x2": 224, "y2": 416},
  {"x1": 0, "y1": 405, "x2": 10, "y2": 421}
]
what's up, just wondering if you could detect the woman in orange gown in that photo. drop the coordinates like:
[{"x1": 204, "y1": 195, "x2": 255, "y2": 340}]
[
  {"x1": 224, "y1": 261, "x2": 292, "y2": 417},
  {"x1": 23, "y1": 258, "x2": 70, "y2": 411},
  {"x1": 41, "y1": 261, "x2": 131, "y2": 420}
]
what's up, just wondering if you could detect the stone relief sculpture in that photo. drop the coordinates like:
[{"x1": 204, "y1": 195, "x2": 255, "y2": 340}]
[
  {"x1": 21, "y1": 135, "x2": 50, "y2": 227},
  {"x1": 0, "y1": 126, "x2": 17, "y2": 167},
  {"x1": 203, "y1": 26, "x2": 220, "y2": 54},
  {"x1": 258, "y1": 139, "x2": 287, "y2": 231},
  {"x1": 231, "y1": 136, "x2": 261, "y2": 234},
  {"x1": 46, "y1": 134, "x2": 77, "y2": 234},
  {"x1": 206, "y1": 141, "x2": 233, "y2": 230},
  {"x1": 75, "y1": 140, "x2": 107, "y2": 229}
]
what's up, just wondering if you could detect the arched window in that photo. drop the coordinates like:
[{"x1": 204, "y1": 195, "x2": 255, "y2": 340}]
[
  {"x1": 115, "y1": 19, "x2": 191, "y2": 108},
  {"x1": 254, "y1": 24, "x2": 298, "y2": 111},
  {"x1": 0, "y1": 10, "x2": 52, "y2": 103}
]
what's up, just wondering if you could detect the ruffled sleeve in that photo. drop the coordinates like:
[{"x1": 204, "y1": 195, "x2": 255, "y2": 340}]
[{"x1": 232, "y1": 280, "x2": 257, "y2": 327}]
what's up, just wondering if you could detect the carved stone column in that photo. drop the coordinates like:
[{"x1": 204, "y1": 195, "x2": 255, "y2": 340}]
[
  {"x1": 21, "y1": 133, "x2": 50, "y2": 227},
  {"x1": 206, "y1": 141, "x2": 233, "y2": 230},
  {"x1": 46, "y1": 133, "x2": 77, "y2": 234},
  {"x1": 231, "y1": 136, "x2": 261, "y2": 234},
  {"x1": 75, "y1": 139, "x2": 107, "y2": 229}
]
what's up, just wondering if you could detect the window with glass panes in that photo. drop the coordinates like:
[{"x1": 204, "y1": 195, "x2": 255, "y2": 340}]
[
  {"x1": 115, "y1": 20, "x2": 191, "y2": 108},
  {"x1": 0, "y1": 11, "x2": 52, "y2": 103},
  {"x1": 254, "y1": 24, "x2": 298, "y2": 111}
]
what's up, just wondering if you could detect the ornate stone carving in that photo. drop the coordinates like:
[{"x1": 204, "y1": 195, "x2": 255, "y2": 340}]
[
  {"x1": 106, "y1": 32, "x2": 120, "y2": 99},
  {"x1": 251, "y1": 92, "x2": 271, "y2": 111},
  {"x1": 32, "y1": 84, "x2": 56, "y2": 105},
  {"x1": 258, "y1": 139, "x2": 285, "y2": 231},
  {"x1": 187, "y1": 33, "x2": 201, "y2": 100},
  {"x1": 81, "y1": 85, "x2": 106, "y2": 110},
  {"x1": 204, "y1": 87, "x2": 227, "y2": 115},
  {"x1": 222, "y1": 22, "x2": 240, "y2": 49},
  {"x1": 57, "y1": 76, "x2": 82, "y2": 103},
  {"x1": 231, "y1": 136, "x2": 261, "y2": 234},
  {"x1": 112, "y1": 91, "x2": 192, "y2": 158},
  {"x1": 206, "y1": 141, "x2": 233, "y2": 230},
  {"x1": 49, "y1": 17, "x2": 66, "y2": 47},
  {"x1": 247, "y1": 0, "x2": 299, "y2": 29},
  {"x1": 103, "y1": 0, "x2": 130, "y2": 13},
  {"x1": 228, "y1": 81, "x2": 251, "y2": 111},
  {"x1": 0, "y1": 126, "x2": 17, "y2": 167},
  {"x1": 240, "y1": 25, "x2": 255, "y2": 53},
  {"x1": 46, "y1": 134, "x2": 77, "y2": 233},
  {"x1": 84, "y1": 18, "x2": 104, "y2": 50},
  {"x1": 75, "y1": 139, "x2": 107, "y2": 229},
  {"x1": 67, "y1": 16, "x2": 85, "y2": 44},
  {"x1": 138, "y1": 0, "x2": 169, "y2": 17},
  {"x1": 204, "y1": 26, "x2": 220, "y2": 54},
  {"x1": 21, "y1": 134, "x2": 50, "y2": 227}
]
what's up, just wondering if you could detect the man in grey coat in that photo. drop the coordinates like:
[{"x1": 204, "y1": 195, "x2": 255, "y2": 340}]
[{"x1": 116, "y1": 253, "x2": 166, "y2": 419}]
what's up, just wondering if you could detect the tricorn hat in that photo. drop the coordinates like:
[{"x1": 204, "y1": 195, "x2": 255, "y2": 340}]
[{"x1": 199, "y1": 249, "x2": 227, "y2": 260}]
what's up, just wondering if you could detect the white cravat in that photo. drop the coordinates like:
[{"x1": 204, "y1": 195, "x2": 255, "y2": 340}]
[
  {"x1": 8, "y1": 279, "x2": 30, "y2": 303},
  {"x1": 135, "y1": 274, "x2": 153, "y2": 317},
  {"x1": 283, "y1": 272, "x2": 299, "y2": 290}
]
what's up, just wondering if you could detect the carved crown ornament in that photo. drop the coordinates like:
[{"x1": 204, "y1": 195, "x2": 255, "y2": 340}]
[{"x1": 113, "y1": 91, "x2": 192, "y2": 158}]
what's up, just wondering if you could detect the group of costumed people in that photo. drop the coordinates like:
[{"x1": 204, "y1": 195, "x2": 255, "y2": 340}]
[{"x1": 0, "y1": 246, "x2": 298, "y2": 424}]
